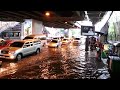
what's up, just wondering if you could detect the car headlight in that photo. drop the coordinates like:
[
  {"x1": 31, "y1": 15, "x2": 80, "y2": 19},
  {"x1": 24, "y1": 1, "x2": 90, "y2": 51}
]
[{"x1": 9, "y1": 51, "x2": 15, "y2": 54}]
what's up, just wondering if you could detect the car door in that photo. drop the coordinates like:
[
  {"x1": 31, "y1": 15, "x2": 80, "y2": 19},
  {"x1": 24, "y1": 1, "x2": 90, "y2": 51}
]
[
  {"x1": 30, "y1": 41, "x2": 36, "y2": 53},
  {"x1": 22, "y1": 42, "x2": 32, "y2": 56}
]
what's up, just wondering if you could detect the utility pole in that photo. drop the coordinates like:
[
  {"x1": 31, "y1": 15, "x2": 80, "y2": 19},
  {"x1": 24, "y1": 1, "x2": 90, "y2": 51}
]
[{"x1": 85, "y1": 36, "x2": 89, "y2": 51}]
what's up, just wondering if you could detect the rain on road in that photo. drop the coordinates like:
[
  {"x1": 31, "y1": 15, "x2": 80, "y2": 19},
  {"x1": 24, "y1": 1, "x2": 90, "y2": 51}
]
[{"x1": 0, "y1": 43, "x2": 107, "y2": 79}]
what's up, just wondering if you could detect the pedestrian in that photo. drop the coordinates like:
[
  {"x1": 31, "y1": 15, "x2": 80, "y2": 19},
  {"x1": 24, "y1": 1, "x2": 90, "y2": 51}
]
[
  {"x1": 96, "y1": 41, "x2": 103, "y2": 61},
  {"x1": 88, "y1": 28, "x2": 94, "y2": 35}
]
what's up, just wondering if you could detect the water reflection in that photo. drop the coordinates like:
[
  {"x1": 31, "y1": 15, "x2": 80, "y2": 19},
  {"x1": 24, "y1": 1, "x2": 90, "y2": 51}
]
[
  {"x1": 0, "y1": 43, "x2": 109, "y2": 79},
  {"x1": 0, "y1": 63, "x2": 18, "y2": 78}
]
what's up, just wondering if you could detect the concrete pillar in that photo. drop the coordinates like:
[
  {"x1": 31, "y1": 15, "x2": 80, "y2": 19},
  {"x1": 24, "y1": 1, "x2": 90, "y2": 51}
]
[
  {"x1": 32, "y1": 19, "x2": 44, "y2": 34},
  {"x1": 64, "y1": 29, "x2": 69, "y2": 37},
  {"x1": 21, "y1": 22, "x2": 25, "y2": 40},
  {"x1": 21, "y1": 19, "x2": 44, "y2": 39}
]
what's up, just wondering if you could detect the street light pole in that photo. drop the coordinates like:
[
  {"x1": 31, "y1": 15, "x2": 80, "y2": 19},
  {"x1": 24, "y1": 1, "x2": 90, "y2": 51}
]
[{"x1": 85, "y1": 35, "x2": 89, "y2": 51}]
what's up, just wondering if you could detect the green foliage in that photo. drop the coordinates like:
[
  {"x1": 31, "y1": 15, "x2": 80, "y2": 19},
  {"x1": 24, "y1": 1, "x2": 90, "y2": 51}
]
[{"x1": 108, "y1": 23, "x2": 116, "y2": 41}]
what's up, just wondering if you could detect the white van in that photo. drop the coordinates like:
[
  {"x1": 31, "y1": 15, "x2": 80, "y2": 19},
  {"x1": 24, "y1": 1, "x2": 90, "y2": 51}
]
[{"x1": 23, "y1": 34, "x2": 47, "y2": 47}]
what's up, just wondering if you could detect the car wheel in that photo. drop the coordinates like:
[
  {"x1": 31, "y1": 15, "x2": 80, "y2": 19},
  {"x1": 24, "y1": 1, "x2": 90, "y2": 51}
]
[
  {"x1": 16, "y1": 54, "x2": 22, "y2": 61},
  {"x1": 36, "y1": 49, "x2": 40, "y2": 54}
]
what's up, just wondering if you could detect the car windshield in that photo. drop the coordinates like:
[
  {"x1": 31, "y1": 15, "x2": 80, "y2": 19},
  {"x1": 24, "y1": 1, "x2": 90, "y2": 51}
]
[
  {"x1": 63, "y1": 39, "x2": 68, "y2": 41},
  {"x1": 53, "y1": 38, "x2": 58, "y2": 39},
  {"x1": 10, "y1": 42, "x2": 24, "y2": 48},
  {"x1": 75, "y1": 38, "x2": 80, "y2": 40},
  {"x1": 24, "y1": 37, "x2": 33, "y2": 39},
  {"x1": 0, "y1": 41, "x2": 7, "y2": 46},
  {"x1": 51, "y1": 40, "x2": 58, "y2": 43},
  {"x1": 40, "y1": 37, "x2": 46, "y2": 40}
]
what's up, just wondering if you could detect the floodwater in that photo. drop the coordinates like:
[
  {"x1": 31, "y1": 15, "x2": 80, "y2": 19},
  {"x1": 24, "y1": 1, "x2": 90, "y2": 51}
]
[{"x1": 0, "y1": 43, "x2": 109, "y2": 79}]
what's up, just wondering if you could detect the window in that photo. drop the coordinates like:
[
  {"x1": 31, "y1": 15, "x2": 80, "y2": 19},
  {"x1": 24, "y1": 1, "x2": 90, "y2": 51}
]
[
  {"x1": 14, "y1": 32, "x2": 20, "y2": 37},
  {"x1": 25, "y1": 42, "x2": 30, "y2": 47},
  {"x1": 40, "y1": 37, "x2": 46, "y2": 40},
  {"x1": 33, "y1": 41, "x2": 38, "y2": 45},
  {"x1": 30, "y1": 42, "x2": 33, "y2": 46},
  {"x1": 63, "y1": 39, "x2": 68, "y2": 41},
  {"x1": 33, "y1": 41, "x2": 38, "y2": 43},
  {"x1": 9, "y1": 32, "x2": 14, "y2": 37},
  {"x1": 3, "y1": 32, "x2": 9, "y2": 37},
  {"x1": 0, "y1": 41, "x2": 7, "y2": 46},
  {"x1": 24, "y1": 36, "x2": 33, "y2": 39},
  {"x1": 75, "y1": 38, "x2": 80, "y2": 40},
  {"x1": 51, "y1": 40, "x2": 58, "y2": 43},
  {"x1": 2, "y1": 32, "x2": 20, "y2": 38},
  {"x1": 10, "y1": 42, "x2": 24, "y2": 47}
]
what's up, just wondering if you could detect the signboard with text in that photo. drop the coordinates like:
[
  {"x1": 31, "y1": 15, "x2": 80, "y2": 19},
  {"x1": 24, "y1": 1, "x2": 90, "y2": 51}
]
[{"x1": 81, "y1": 26, "x2": 95, "y2": 36}]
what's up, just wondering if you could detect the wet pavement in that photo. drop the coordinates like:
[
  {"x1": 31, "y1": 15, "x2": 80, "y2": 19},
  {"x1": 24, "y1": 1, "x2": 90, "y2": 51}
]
[{"x1": 0, "y1": 43, "x2": 110, "y2": 79}]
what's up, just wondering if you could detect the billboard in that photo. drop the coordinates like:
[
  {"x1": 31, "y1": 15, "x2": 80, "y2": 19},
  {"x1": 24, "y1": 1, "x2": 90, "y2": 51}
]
[
  {"x1": 23, "y1": 19, "x2": 32, "y2": 37},
  {"x1": 81, "y1": 26, "x2": 95, "y2": 36}
]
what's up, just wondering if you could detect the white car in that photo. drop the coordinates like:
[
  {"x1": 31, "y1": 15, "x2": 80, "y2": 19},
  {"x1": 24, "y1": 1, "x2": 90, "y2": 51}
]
[
  {"x1": 48, "y1": 39, "x2": 61, "y2": 48},
  {"x1": 0, "y1": 39, "x2": 42, "y2": 61}
]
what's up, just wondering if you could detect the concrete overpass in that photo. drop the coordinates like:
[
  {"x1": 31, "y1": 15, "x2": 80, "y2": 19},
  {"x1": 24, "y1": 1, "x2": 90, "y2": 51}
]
[{"x1": 0, "y1": 11, "x2": 106, "y2": 28}]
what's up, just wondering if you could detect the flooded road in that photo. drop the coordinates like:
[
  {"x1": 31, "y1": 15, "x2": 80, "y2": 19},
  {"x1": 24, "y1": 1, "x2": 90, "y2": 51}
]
[{"x1": 0, "y1": 43, "x2": 109, "y2": 79}]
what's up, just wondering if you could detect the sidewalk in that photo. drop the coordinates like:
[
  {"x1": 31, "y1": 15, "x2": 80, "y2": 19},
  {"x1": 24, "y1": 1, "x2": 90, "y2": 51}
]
[
  {"x1": 85, "y1": 50, "x2": 110, "y2": 79},
  {"x1": 86, "y1": 50, "x2": 106, "y2": 69}
]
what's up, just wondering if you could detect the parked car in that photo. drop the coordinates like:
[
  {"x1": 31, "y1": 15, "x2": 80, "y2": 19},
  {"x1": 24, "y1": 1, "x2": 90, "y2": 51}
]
[
  {"x1": 48, "y1": 39, "x2": 61, "y2": 48},
  {"x1": 0, "y1": 39, "x2": 42, "y2": 61},
  {"x1": 23, "y1": 34, "x2": 47, "y2": 46},
  {"x1": 73, "y1": 38, "x2": 81, "y2": 45}
]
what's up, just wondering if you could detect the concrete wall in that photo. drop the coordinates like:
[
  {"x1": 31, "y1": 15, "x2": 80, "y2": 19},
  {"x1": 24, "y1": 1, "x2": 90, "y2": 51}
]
[
  {"x1": 32, "y1": 19, "x2": 44, "y2": 34},
  {"x1": 21, "y1": 19, "x2": 44, "y2": 39}
]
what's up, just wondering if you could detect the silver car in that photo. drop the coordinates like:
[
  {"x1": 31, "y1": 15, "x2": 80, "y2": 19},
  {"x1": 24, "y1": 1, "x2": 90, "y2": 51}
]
[{"x1": 0, "y1": 39, "x2": 42, "y2": 61}]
